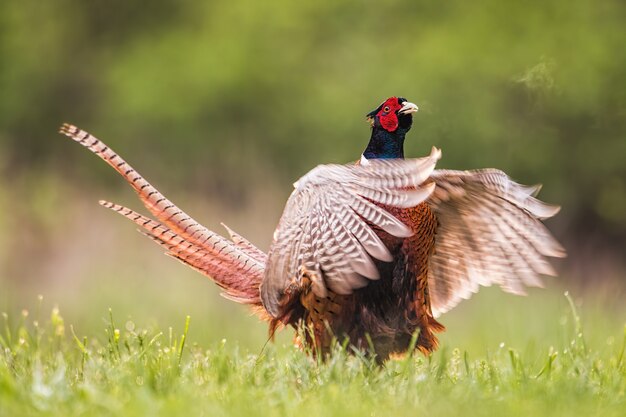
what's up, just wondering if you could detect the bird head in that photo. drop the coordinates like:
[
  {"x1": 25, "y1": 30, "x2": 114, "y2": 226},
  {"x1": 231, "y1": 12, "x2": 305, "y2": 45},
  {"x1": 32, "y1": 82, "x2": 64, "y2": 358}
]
[
  {"x1": 366, "y1": 97, "x2": 418, "y2": 134},
  {"x1": 363, "y1": 97, "x2": 418, "y2": 160}
]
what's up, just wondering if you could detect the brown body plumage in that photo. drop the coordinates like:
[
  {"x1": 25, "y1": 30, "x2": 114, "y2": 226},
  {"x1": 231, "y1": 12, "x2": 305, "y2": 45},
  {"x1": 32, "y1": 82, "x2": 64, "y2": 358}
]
[
  {"x1": 288, "y1": 202, "x2": 443, "y2": 360},
  {"x1": 59, "y1": 96, "x2": 565, "y2": 361}
]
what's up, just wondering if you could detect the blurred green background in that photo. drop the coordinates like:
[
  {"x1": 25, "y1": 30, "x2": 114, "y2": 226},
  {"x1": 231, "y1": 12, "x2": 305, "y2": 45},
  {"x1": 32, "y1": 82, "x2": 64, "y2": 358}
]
[{"x1": 0, "y1": 0, "x2": 624, "y2": 350}]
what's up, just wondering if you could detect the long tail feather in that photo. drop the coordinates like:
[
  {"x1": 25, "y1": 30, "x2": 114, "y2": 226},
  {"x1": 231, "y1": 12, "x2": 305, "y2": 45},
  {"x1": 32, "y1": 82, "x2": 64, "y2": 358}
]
[
  {"x1": 60, "y1": 123, "x2": 265, "y2": 307},
  {"x1": 60, "y1": 124, "x2": 248, "y2": 252}
]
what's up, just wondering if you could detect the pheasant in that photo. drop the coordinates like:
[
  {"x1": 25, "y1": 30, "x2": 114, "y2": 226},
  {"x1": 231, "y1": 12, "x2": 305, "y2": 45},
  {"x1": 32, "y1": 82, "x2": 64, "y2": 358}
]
[{"x1": 59, "y1": 96, "x2": 565, "y2": 361}]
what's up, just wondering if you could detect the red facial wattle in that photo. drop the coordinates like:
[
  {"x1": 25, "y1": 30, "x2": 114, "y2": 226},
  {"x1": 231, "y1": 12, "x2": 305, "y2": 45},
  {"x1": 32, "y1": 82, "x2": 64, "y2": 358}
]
[{"x1": 377, "y1": 97, "x2": 403, "y2": 132}]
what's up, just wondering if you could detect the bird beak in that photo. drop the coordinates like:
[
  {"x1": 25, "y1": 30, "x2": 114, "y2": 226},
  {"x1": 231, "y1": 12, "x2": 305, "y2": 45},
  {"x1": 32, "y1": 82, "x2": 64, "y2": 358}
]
[{"x1": 398, "y1": 101, "x2": 419, "y2": 115}]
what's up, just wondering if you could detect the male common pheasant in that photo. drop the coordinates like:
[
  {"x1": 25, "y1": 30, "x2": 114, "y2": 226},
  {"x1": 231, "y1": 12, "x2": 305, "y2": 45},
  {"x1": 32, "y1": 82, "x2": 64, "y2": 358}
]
[{"x1": 60, "y1": 96, "x2": 565, "y2": 361}]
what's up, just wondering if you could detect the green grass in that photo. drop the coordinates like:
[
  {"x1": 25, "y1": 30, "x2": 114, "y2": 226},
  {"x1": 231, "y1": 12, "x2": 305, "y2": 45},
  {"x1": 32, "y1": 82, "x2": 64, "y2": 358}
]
[{"x1": 1, "y1": 293, "x2": 624, "y2": 417}]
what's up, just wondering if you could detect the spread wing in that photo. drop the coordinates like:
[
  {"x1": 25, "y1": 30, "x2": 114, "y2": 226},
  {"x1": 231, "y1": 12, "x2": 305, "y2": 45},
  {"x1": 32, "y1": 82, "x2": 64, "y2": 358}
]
[
  {"x1": 426, "y1": 169, "x2": 566, "y2": 317},
  {"x1": 261, "y1": 148, "x2": 442, "y2": 318}
]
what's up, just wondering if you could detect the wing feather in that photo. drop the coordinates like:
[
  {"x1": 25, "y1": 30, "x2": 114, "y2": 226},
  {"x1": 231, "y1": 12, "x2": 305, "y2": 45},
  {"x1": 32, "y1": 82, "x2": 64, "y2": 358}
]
[
  {"x1": 427, "y1": 169, "x2": 566, "y2": 317},
  {"x1": 261, "y1": 148, "x2": 442, "y2": 317}
]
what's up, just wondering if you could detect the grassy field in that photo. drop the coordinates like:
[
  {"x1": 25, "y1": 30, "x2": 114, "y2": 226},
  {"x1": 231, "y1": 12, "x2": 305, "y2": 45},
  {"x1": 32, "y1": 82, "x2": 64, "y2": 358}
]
[
  {"x1": 1, "y1": 290, "x2": 624, "y2": 417},
  {"x1": 0, "y1": 185, "x2": 624, "y2": 416}
]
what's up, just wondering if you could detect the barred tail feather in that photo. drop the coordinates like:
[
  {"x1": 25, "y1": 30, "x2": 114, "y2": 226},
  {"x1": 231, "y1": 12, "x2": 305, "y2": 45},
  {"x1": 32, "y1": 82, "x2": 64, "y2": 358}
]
[
  {"x1": 99, "y1": 200, "x2": 265, "y2": 307},
  {"x1": 59, "y1": 124, "x2": 250, "y2": 255},
  {"x1": 59, "y1": 122, "x2": 266, "y2": 308}
]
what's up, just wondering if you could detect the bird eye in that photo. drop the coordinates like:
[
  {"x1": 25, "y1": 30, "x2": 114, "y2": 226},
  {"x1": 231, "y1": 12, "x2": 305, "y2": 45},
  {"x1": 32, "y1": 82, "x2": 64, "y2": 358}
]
[{"x1": 383, "y1": 106, "x2": 390, "y2": 113}]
